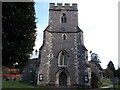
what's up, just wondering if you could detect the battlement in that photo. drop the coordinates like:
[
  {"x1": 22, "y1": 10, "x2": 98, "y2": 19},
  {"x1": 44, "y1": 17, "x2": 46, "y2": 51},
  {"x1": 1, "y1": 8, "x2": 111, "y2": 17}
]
[{"x1": 49, "y1": 3, "x2": 78, "y2": 11}]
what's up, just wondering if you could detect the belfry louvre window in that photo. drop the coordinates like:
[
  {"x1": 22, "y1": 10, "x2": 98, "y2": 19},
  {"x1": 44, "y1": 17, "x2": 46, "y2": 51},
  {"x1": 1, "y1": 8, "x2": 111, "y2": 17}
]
[
  {"x1": 61, "y1": 13, "x2": 67, "y2": 23},
  {"x1": 58, "y1": 50, "x2": 68, "y2": 67},
  {"x1": 62, "y1": 34, "x2": 67, "y2": 40}
]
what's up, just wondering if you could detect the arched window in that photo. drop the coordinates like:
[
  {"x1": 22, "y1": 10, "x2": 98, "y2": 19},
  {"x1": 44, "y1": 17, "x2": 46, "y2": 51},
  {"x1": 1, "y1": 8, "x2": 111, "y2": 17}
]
[
  {"x1": 58, "y1": 50, "x2": 68, "y2": 67},
  {"x1": 61, "y1": 13, "x2": 67, "y2": 23},
  {"x1": 62, "y1": 34, "x2": 67, "y2": 40}
]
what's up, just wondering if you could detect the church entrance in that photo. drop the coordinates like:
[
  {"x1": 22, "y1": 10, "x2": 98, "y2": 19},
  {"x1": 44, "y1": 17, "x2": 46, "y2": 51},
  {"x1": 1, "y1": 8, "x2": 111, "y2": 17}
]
[
  {"x1": 59, "y1": 72, "x2": 67, "y2": 86},
  {"x1": 56, "y1": 69, "x2": 70, "y2": 87}
]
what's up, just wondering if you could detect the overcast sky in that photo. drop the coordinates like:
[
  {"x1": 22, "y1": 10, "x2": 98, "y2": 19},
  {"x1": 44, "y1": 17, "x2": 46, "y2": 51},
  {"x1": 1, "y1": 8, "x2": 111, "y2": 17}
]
[{"x1": 32, "y1": 0, "x2": 119, "y2": 69}]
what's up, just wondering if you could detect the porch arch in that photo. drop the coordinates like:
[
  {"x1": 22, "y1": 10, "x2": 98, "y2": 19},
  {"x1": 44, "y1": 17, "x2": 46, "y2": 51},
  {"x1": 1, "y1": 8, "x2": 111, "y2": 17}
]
[{"x1": 55, "y1": 69, "x2": 70, "y2": 87}]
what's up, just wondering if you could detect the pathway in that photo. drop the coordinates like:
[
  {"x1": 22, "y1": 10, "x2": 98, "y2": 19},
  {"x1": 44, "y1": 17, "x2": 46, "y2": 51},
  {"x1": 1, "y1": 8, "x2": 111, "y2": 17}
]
[
  {"x1": 100, "y1": 83, "x2": 113, "y2": 89},
  {"x1": 101, "y1": 85, "x2": 113, "y2": 88}
]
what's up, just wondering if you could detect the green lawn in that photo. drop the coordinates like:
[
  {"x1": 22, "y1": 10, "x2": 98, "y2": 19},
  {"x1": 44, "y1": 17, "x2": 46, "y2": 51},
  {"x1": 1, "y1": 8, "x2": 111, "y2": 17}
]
[
  {"x1": 97, "y1": 79, "x2": 112, "y2": 88},
  {"x1": 98, "y1": 79, "x2": 120, "y2": 90},
  {"x1": 2, "y1": 79, "x2": 53, "y2": 89},
  {"x1": 115, "y1": 84, "x2": 120, "y2": 90},
  {"x1": 103, "y1": 79, "x2": 113, "y2": 84},
  {"x1": 2, "y1": 79, "x2": 34, "y2": 88},
  {"x1": 3, "y1": 79, "x2": 120, "y2": 90},
  {"x1": 98, "y1": 84, "x2": 108, "y2": 87}
]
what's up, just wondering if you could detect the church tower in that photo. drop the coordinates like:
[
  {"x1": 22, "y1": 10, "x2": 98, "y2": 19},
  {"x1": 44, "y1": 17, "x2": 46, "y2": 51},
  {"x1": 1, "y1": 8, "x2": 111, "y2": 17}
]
[{"x1": 37, "y1": 3, "x2": 91, "y2": 87}]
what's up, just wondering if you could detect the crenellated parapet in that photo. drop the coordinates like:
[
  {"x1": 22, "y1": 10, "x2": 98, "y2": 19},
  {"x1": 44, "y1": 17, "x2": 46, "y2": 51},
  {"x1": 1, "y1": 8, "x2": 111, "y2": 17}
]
[{"x1": 49, "y1": 3, "x2": 78, "y2": 11}]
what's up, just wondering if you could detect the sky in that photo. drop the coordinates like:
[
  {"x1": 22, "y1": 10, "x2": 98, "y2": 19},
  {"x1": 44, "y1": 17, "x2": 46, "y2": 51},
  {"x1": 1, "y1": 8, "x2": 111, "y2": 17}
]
[{"x1": 32, "y1": 0, "x2": 119, "y2": 69}]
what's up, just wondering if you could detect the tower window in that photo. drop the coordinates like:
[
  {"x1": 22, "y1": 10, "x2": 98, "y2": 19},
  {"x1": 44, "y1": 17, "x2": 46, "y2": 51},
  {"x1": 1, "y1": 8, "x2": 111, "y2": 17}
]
[
  {"x1": 61, "y1": 13, "x2": 67, "y2": 23},
  {"x1": 58, "y1": 50, "x2": 68, "y2": 67},
  {"x1": 62, "y1": 34, "x2": 67, "y2": 40}
]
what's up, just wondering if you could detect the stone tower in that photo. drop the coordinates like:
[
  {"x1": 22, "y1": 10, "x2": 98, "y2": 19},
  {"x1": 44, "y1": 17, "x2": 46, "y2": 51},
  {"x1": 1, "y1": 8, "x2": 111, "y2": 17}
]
[{"x1": 37, "y1": 3, "x2": 91, "y2": 87}]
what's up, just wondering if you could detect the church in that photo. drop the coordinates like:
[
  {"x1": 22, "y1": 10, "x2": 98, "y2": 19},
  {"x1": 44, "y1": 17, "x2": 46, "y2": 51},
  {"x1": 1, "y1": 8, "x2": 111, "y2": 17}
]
[{"x1": 36, "y1": 3, "x2": 91, "y2": 87}]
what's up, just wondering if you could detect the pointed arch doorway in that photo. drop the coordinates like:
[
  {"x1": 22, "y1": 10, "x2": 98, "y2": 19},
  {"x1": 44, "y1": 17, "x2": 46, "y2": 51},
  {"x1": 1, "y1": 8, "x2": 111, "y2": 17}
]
[
  {"x1": 56, "y1": 69, "x2": 70, "y2": 87},
  {"x1": 59, "y1": 72, "x2": 67, "y2": 86}
]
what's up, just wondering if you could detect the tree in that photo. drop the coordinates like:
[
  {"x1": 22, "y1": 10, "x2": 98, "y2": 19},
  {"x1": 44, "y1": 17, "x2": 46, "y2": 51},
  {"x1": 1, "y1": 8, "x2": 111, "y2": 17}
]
[
  {"x1": 2, "y1": 2, "x2": 36, "y2": 69},
  {"x1": 91, "y1": 53, "x2": 101, "y2": 64},
  {"x1": 107, "y1": 61, "x2": 116, "y2": 77},
  {"x1": 90, "y1": 52, "x2": 103, "y2": 70},
  {"x1": 91, "y1": 72, "x2": 98, "y2": 88},
  {"x1": 116, "y1": 68, "x2": 120, "y2": 84},
  {"x1": 116, "y1": 68, "x2": 120, "y2": 77},
  {"x1": 103, "y1": 68, "x2": 114, "y2": 78},
  {"x1": 96, "y1": 63, "x2": 103, "y2": 71}
]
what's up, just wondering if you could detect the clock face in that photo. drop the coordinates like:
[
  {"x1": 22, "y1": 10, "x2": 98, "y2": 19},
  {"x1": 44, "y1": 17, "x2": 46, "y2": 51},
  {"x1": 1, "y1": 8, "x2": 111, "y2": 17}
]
[{"x1": 60, "y1": 27, "x2": 65, "y2": 31}]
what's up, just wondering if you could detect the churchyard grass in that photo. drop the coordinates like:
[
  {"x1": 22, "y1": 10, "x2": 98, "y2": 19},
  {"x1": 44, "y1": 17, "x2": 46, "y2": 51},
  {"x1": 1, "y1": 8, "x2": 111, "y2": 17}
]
[
  {"x1": 2, "y1": 79, "x2": 34, "y2": 88},
  {"x1": 103, "y1": 79, "x2": 113, "y2": 84},
  {"x1": 2, "y1": 79, "x2": 52, "y2": 89}
]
